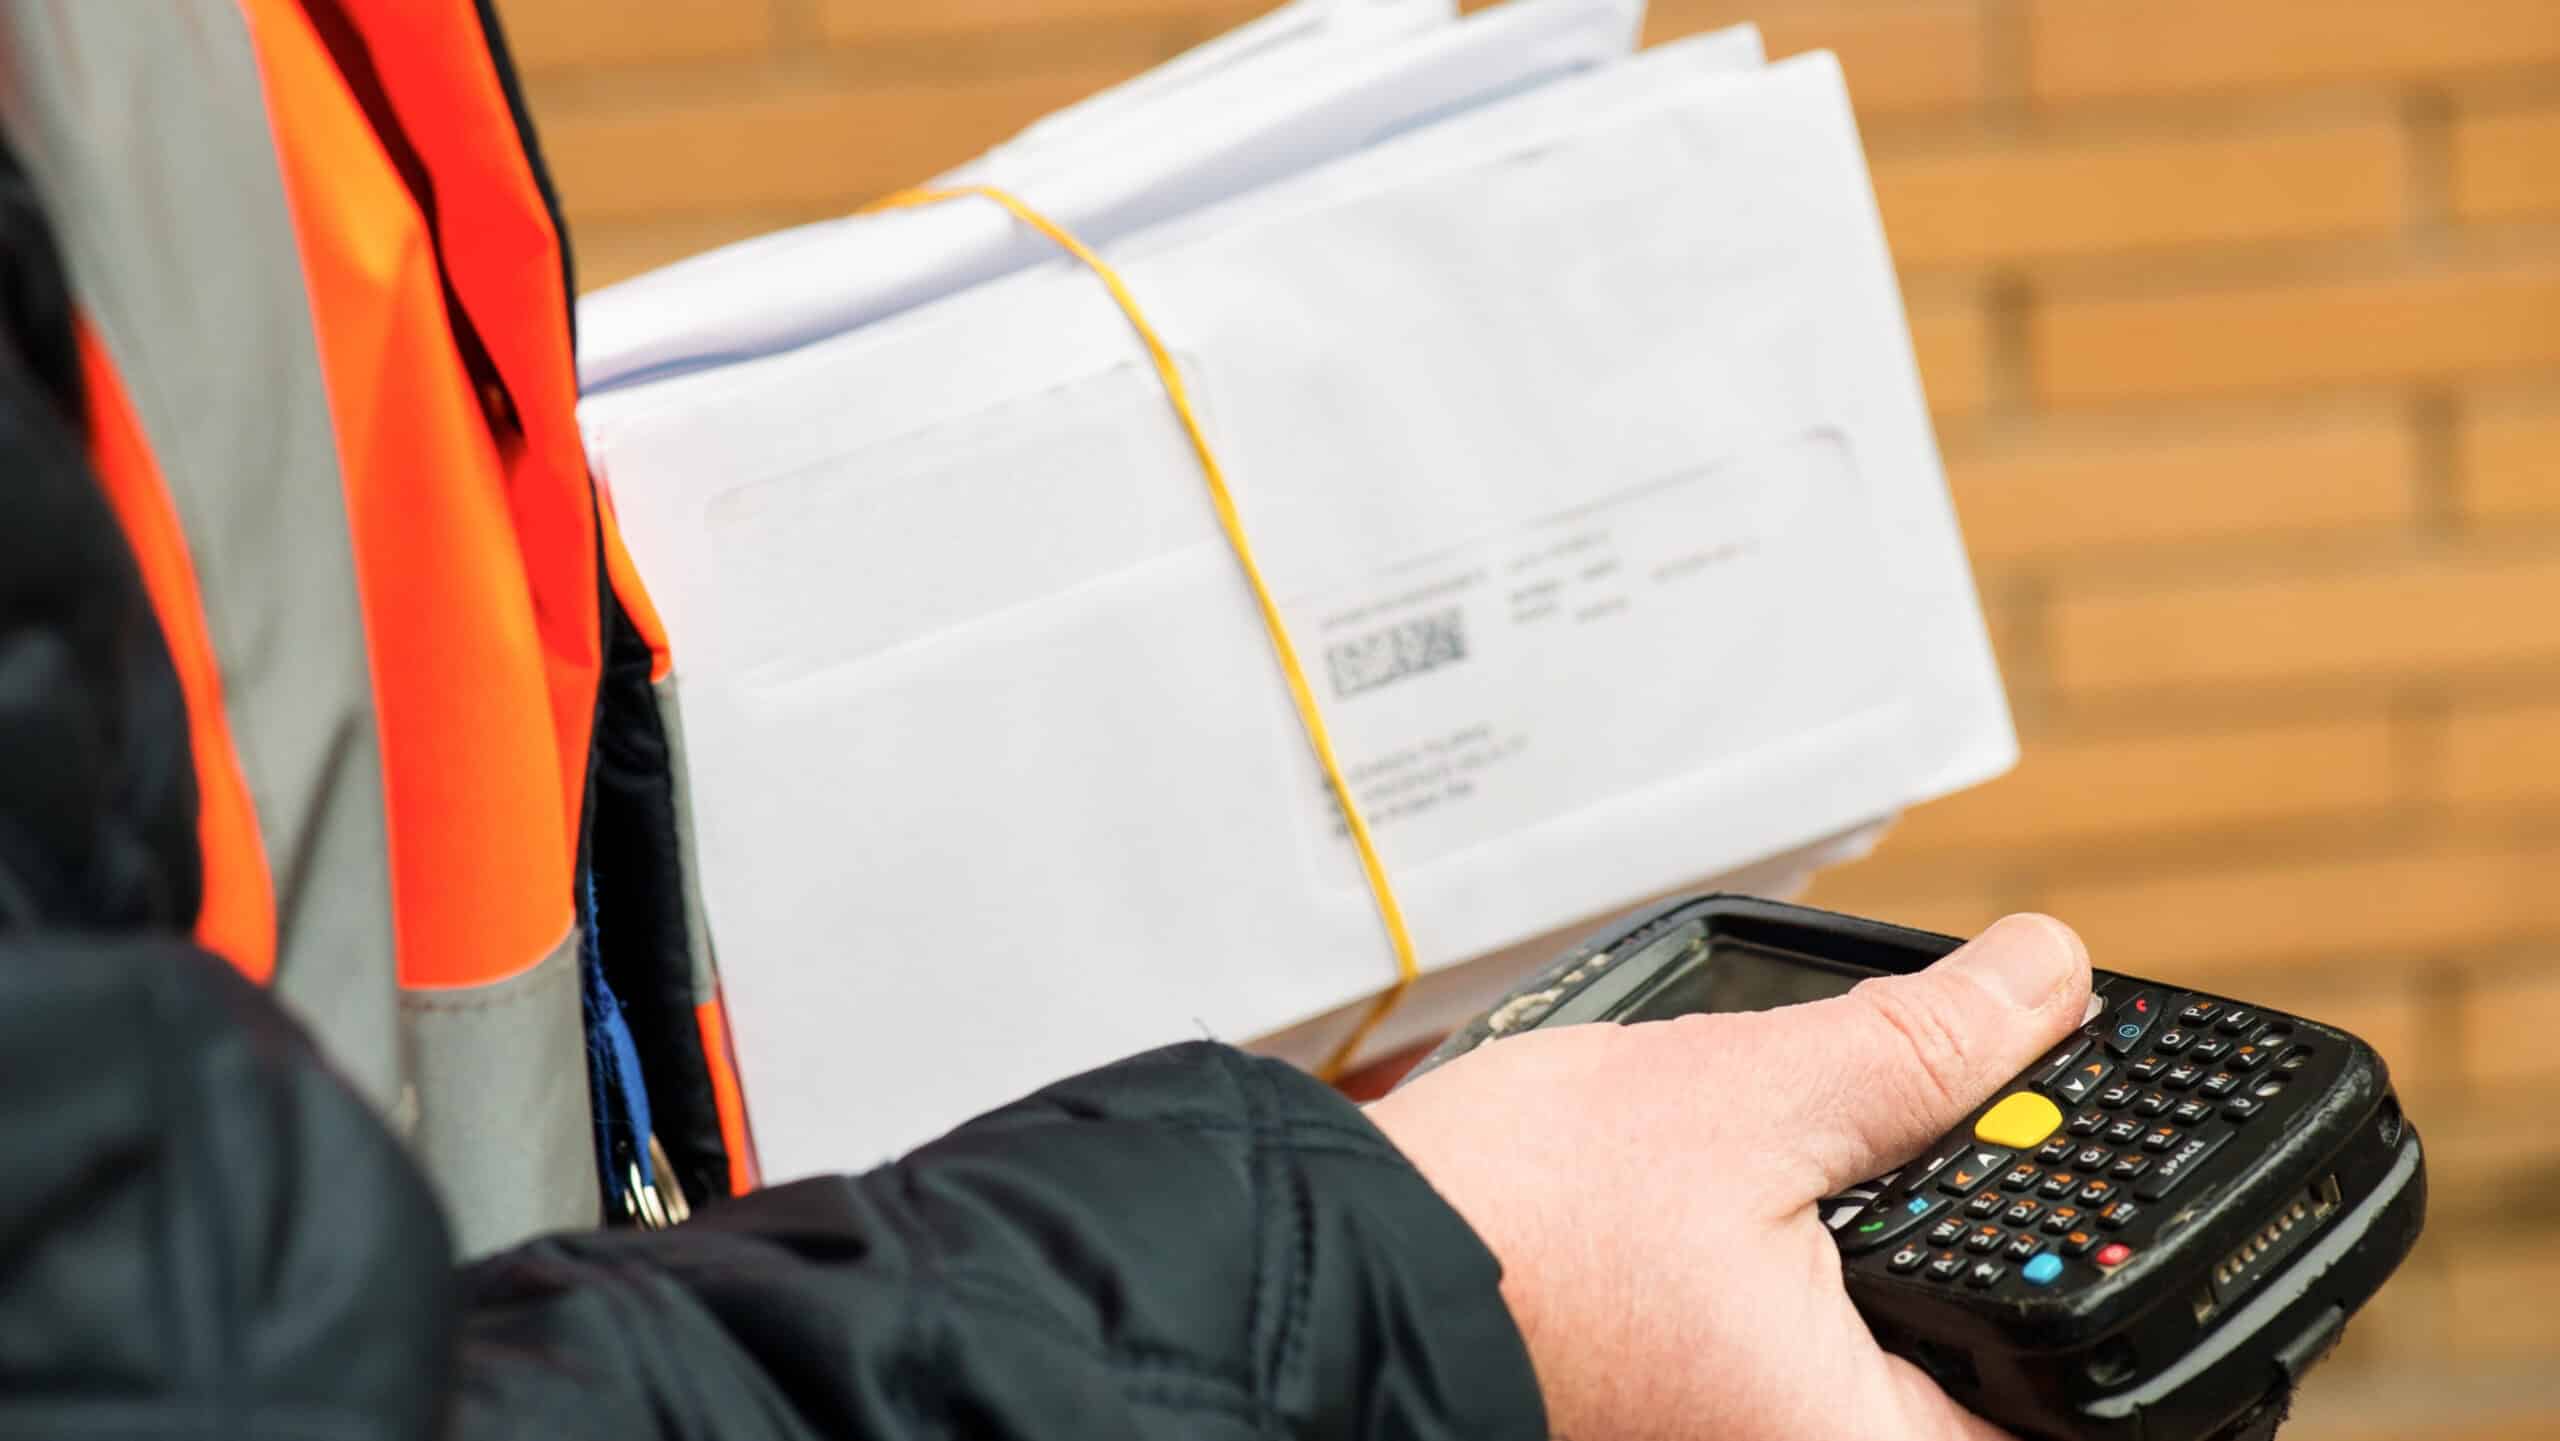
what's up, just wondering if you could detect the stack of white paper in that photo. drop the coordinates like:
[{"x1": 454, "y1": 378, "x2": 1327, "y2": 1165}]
[
  {"x1": 577, "y1": 0, "x2": 1639, "y2": 404},
  {"x1": 580, "y1": 0, "x2": 2015, "y2": 1182},
  {"x1": 936, "y1": 0, "x2": 1459, "y2": 189}
]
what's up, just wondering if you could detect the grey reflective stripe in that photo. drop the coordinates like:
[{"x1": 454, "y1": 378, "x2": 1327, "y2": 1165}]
[
  {"x1": 402, "y1": 931, "x2": 602, "y2": 1257},
  {"x1": 3, "y1": 4, "x2": 605, "y2": 1256},
  {"x1": 656, "y1": 678, "x2": 721, "y2": 1003},
  {"x1": 0, "y1": 1, "x2": 401, "y2": 1109}
]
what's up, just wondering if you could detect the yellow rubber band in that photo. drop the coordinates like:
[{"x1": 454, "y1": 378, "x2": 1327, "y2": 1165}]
[{"x1": 869, "y1": 185, "x2": 1417, "y2": 1081}]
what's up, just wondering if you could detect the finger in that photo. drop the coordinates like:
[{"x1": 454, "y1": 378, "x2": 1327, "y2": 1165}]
[{"x1": 1777, "y1": 913, "x2": 2092, "y2": 1196}]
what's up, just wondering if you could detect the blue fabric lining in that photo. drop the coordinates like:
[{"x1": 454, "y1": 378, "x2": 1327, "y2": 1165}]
[{"x1": 579, "y1": 867, "x2": 655, "y2": 1211}]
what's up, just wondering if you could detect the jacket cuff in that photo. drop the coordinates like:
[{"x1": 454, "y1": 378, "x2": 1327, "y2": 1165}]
[
  {"x1": 1231, "y1": 1046, "x2": 1549, "y2": 1439},
  {"x1": 970, "y1": 1042, "x2": 1549, "y2": 1440}
]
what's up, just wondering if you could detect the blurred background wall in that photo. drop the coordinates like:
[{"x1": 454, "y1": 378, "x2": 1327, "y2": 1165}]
[{"x1": 500, "y1": 0, "x2": 2560, "y2": 1434}]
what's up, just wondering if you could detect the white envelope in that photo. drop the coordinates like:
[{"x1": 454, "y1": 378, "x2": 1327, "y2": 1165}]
[
  {"x1": 591, "y1": 51, "x2": 2013, "y2": 1179},
  {"x1": 576, "y1": 0, "x2": 1643, "y2": 403},
  {"x1": 1134, "y1": 22, "x2": 1766, "y2": 259},
  {"x1": 941, "y1": 0, "x2": 1458, "y2": 189}
]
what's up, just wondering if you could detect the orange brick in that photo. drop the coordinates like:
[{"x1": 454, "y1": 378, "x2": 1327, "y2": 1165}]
[
  {"x1": 2033, "y1": 260, "x2": 2560, "y2": 405},
  {"x1": 2291, "y1": 1396, "x2": 2560, "y2": 1441},
  {"x1": 1907, "y1": 293, "x2": 1992, "y2": 420},
  {"x1": 2050, "y1": 554, "x2": 2560, "y2": 696},
  {"x1": 822, "y1": 0, "x2": 1249, "y2": 41},
  {"x1": 2038, "y1": 844, "x2": 2560, "y2": 976},
  {"x1": 2419, "y1": 1098, "x2": 2560, "y2": 1209},
  {"x1": 2028, "y1": 0, "x2": 2560, "y2": 103},
  {"x1": 2457, "y1": 965, "x2": 2560, "y2": 1090},
  {"x1": 571, "y1": 215, "x2": 814, "y2": 292},
  {"x1": 2453, "y1": 104, "x2": 2560, "y2": 223},
  {"x1": 1875, "y1": 122, "x2": 2405, "y2": 268},
  {"x1": 1797, "y1": 868, "x2": 2014, "y2": 942},
  {"x1": 2446, "y1": 699, "x2": 2560, "y2": 816},
  {"x1": 1891, "y1": 718, "x2": 2398, "y2": 853},
  {"x1": 541, "y1": 70, "x2": 1126, "y2": 222},
  {"x1": 2447, "y1": 1237, "x2": 2560, "y2": 1363},
  {"x1": 498, "y1": 0, "x2": 774, "y2": 70},
  {"x1": 2458, "y1": 398, "x2": 2560, "y2": 522},
  {"x1": 1949, "y1": 413, "x2": 2418, "y2": 565},
  {"x1": 1653, "y1": 3, "x2": 1986, "y2": 118}
]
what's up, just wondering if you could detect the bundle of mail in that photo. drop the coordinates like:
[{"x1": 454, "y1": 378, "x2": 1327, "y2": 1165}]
[{"x1": 579, "y1": 0, "x2": 2016, "y2": 1181}]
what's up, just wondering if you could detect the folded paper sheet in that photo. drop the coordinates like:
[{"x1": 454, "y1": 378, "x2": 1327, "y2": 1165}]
[
  {"x1": 577, "y1": 0, "x2": 1641, "y2": 400},
  {"x1": 938, "y1": 0, "x2": 1459, "y2": 190},
  {"x1": 586, "y1": 28, "x2": 2013, "y2": 1179}
]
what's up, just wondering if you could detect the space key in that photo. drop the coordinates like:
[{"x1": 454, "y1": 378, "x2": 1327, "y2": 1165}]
[{"x1": 2134, "y1": 1128, "x2": 2231, "y2": 1200}]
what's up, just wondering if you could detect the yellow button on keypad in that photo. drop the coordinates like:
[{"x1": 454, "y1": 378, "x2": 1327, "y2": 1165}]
[{"x1": 1975, "y1": 1091, "x2": 2065, "y2": 1150}]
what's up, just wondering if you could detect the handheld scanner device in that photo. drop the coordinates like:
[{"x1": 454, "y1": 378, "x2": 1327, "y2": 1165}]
[{"x1": 1401, "y1": 896, "x2": 2426, "y2": 1441}]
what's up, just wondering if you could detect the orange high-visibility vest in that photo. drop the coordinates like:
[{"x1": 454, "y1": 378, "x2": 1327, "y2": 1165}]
[{"x1": 7, "y1": 0, "x2": 752, "y2": 1255}]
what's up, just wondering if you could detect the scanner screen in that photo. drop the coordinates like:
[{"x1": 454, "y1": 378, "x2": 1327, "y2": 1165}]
[{"x1": 1627, "y1": 939, "x2": 1872, "y2": 1018}]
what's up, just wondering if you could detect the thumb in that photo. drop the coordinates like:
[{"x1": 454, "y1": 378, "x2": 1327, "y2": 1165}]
[{"x1": 1779, "y1": 914, "x2": 2092, "y2": 1197}]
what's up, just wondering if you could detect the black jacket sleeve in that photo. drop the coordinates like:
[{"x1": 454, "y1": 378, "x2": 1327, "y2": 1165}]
[
  {"x1": 0, "y1": 936, "x2": 459, "y2": 1441},
  {"x1": 453, "y1": 1041, "x2": 1546, "y2": 1440},
  {"x1": 0, "y1": 930, "x2": 1545, "y2": 1441}
]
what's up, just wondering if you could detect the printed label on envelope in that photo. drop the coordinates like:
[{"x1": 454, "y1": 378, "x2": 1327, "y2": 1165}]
[{"x1": 1284, "y1": 428, "x2": 1901, "y2": 877}]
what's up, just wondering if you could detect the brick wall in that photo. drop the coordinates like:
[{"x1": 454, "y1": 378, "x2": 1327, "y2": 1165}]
[{"x1": 503, "y1": 0, "x2": 2560, "y2": 1427}]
